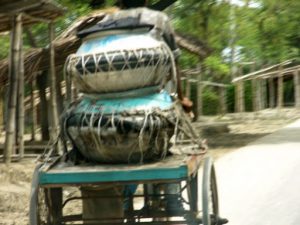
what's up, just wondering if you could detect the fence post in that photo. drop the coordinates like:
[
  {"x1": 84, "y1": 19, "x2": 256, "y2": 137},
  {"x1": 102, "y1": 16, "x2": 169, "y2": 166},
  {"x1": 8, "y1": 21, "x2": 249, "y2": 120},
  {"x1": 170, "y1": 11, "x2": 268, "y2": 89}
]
[
  {"x1": 235, "y1": 81, "x2": 244, "y2": 112},
  {"x1": 294, "y1": 70, "x2": 300, "y2": 108},
  {"x1": 4, "y1": 14, "x2": 22, "y2": 164}
]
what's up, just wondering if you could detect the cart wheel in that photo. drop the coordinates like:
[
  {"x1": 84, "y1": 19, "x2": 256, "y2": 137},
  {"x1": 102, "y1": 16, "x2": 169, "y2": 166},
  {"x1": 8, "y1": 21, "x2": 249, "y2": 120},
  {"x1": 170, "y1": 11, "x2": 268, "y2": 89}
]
[
  {"x1": 202, "y1": 157, "x2": 219, "y2": 225},
  {"x1": 189, "y1": 173, "x2": 198, "y2": 213},
  {"x1": 37, "y1": 188, "x2": 49, "y2": 225},
  {"x1": 35, "y1": 188, "x2": 63, "y2": 225}
]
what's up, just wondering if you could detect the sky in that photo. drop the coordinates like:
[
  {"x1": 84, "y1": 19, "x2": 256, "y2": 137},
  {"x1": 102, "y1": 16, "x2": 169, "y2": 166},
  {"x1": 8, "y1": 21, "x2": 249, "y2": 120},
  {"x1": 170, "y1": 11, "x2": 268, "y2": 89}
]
[{"x1": 230, "y1": 0, "x2": 260, "y2": 8}]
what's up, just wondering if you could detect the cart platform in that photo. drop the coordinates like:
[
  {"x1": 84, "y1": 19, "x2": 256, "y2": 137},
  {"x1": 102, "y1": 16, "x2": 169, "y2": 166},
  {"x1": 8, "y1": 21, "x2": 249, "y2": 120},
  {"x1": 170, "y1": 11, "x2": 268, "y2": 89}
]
[{"x1": 39, "y1": 154, "x2": 204, "y2": 186}]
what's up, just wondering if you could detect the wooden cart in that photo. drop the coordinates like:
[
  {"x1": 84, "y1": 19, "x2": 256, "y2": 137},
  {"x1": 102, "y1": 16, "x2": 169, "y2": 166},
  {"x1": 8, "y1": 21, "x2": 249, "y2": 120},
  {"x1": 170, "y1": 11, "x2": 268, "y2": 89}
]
[{"x1": 29, "y1": 155, "x2": 228, "y2": 225}]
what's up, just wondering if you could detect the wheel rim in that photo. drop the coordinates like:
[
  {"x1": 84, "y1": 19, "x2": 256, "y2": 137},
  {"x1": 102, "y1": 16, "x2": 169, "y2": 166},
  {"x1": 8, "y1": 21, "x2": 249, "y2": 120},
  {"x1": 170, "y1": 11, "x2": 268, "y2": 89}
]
[{"x1": 202, "y1": 157, "x2": 219, "y2": 225}]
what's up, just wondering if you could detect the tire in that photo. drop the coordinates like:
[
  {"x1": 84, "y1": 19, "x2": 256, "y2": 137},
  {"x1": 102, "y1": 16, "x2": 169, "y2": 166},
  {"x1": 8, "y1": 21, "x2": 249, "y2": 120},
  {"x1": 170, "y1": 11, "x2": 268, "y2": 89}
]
[
  {"x1": 202, "y1": 157, "x2": 219, "y2": 225},
  {"x1": 189, "y1": 174, "x2": 198, "y2": 213},
  {"x1": 34, "y1": 187, "x2": 62, "y2": 225}
]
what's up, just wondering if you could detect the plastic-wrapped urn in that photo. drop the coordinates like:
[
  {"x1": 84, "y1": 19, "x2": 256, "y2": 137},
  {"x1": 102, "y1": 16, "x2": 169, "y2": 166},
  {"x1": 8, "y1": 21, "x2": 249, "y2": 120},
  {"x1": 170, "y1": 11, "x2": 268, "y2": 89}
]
[{"x1": 66, "y1": 31, "x2": 174, "y2": 94}]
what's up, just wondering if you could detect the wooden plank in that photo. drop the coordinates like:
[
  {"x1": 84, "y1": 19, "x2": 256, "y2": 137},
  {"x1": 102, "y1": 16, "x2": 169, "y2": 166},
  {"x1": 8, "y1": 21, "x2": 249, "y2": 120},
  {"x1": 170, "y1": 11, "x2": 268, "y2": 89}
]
[
  {"x1": 200, "y1": 81, "x2": 228, "y2": 88},
  {"x1": 174, "y1": 33, "x2": 210, "y2": 58},
  {"x1": 0, "y1": 0, "x2": 41, "y2": 13},
  {"x1": 232, "y1": 60, "x2": 293, "y2": 83},
  {"x1": 39, "y1": 165, "x2": 188, "y2": 185},
  {"x1": 39, "y1": 155, "x2": 202, "y2": 186},
  {"x1": 0, "y1": 1, "x2": 64, "y2": 32},
  {"x1": 234, "y1": 66, "x2": 300, "y2": 81},
  {"x1": 22, "y1": 12, "x2": 51, "y2": 23},
  {"x1": 0, "y1": 154, "x2": 40, "y2": 160}
]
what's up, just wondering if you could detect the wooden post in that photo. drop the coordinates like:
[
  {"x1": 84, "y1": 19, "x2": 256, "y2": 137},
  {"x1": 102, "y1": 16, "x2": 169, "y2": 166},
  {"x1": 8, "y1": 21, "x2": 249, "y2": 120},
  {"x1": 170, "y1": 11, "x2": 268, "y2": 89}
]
[
  {"x1": 252, "y1": 79, "x2": 263, "y2": 111},
  {"x1": 219, "y1": 87, "x2": 227, "y2": 114},
  {"x1": 185, "y1": 78, "x2": 191, "y2": 100},
  {"x1": 294, "y1": 70, "x2": 300, "y2": 108},
  {"x1": 56, "y1": 69, "x2": 64, "y2": 115},
  {"x1": 64, "y1": 59, "x2": 72, "y2": 106},
  {"x1": 256, "y1": 79, "x2": 263, "y2": 110},
  {"x1": 235, "y1": 81, "x2": 244, "y2": 112},
  {"x1": 36, "y1": 72, "x2": 50, "y2": 140},
  {"x1": 3, "y1": 85, "x2": 9, "y2": 129},
  {"x1": 0, "y1": 88, "x2": 4, "y2": 132},
  {"x1": 196, "y1": 72, "x2": 202, "y2": 119},
  {"x1": 261, "y1": 79, "x2": 267, "y2": 109},
  {"x1": 30, "y1": 79, "x2": 37, "y2": 141},
  {"x1": 4, "y1": 14, "x2": 22, "y2": 164},
  {"x1": 251, "y1": 79, "x2": 256, "y2": 111},
  {"x1": 17, "y1": 24, "x2": 25, "y2": 159},
  {"x1": 277, "y1": 74, "x2": 284, "y2": 109},
  {"x1": 48, "y1": 22, "x2": 60, "y2": 147},
  {"x1": 268, "y1": 78, "x2": 275, "y2": 108}
]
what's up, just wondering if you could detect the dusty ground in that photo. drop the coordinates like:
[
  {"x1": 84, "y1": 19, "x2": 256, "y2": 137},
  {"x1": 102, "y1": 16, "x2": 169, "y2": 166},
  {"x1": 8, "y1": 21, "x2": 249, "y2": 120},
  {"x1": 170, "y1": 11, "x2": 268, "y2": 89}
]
[
  {"x1": 198, "y1": 108, "x2": 300, "y2": 159},
  {"x1": 0, "y1": 160, "x2": 36, "y2": 225},
  {"x1": 0, "y1": 108, "x2": 299, "y2": 225}
]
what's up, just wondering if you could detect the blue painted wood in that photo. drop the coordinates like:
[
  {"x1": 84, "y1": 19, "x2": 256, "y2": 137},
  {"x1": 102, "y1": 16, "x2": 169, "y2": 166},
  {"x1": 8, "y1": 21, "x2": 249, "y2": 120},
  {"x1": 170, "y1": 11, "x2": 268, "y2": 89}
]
[
  {"x1": 39, "y1": 165, "x2": 188, "y2": 185},
  {"x1": 74, "y1": 90, "x2": 173, "y2": 114}
]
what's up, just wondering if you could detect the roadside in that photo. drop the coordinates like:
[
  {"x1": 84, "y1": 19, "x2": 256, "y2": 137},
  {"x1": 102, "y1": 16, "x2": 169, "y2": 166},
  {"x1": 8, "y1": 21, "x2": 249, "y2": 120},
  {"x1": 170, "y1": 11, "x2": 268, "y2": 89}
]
[
  {"x1": 196, "y1": 108, "x2": 300, "y2": 159},
  {"x1": 0, "y1": 108, "x2": 299, "y2": 225}
]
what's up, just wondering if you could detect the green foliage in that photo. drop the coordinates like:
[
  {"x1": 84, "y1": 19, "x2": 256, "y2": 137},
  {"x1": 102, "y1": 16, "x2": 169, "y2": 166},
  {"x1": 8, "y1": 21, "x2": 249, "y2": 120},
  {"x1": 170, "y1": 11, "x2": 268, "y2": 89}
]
[
  {"x1": 235, "y1": 0, "x2": 300, "y2": 64},
  {"x1": 0, "y1": 34, "x2": 10, "y2": 59},
  {"x1": 0, "y1": 0, "x2": 299, "y2": 112},
  {"x1": 224, "y1": 82, "x2": 254, "y2": 113},
  {"x1": 202, "y1": 88, "x2": 219, "y2": 115},
  {"x1": 284, "y1": 79, "x2": 294, "y2": 106},
  {"x1": 203, "y1": 55, "x2": 230, "y2": 81},
  {"x1": 178, "y1": 49, "x2": 199, "y2": 69},
  {"x1": 25, "y1": 0, "x2": 91, "y2": 48},
  {"x1": 226, "y1": 84, "x2": 235, "y2": 113}
]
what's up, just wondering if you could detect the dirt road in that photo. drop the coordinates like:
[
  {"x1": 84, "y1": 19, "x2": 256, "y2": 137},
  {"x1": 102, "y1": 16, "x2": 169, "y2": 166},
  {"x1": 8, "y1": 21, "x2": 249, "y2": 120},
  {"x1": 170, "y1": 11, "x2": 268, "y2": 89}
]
[
  {"x1": 216, "y1": 119, "x2": 300, "y2": 225},
  {"x1": 0, "y1": 109, "x2": 298, "y2": 225}
]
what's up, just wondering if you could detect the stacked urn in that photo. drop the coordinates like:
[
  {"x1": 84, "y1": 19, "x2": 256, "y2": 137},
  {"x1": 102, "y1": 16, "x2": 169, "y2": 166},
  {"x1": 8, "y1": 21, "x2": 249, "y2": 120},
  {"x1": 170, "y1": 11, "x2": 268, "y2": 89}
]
[{"x1": 64, "y1": 31, "x2": 178, "y2": 163}]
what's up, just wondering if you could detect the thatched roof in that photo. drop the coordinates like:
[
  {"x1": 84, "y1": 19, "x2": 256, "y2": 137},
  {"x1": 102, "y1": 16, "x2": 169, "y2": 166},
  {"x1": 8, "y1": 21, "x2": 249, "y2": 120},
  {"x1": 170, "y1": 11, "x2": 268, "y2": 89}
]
[
  {"x1": 175, "y1": 32, "x2": 211, "y2": 58},
  {"x1": 0, "y1": 9, "x2": 211, "y2": 86},
  {"x1": 0, "y1": 0, "x2": 65, "y2": 32},
  {"x1": 0, "y1": 10, "x2": 106, "y2": 85}
]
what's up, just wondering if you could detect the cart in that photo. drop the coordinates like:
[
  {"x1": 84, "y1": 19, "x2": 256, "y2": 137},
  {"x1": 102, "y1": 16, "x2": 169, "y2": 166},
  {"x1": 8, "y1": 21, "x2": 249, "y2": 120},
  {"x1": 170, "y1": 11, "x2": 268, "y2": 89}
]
[{"x1": 29, "y1": 154, "x2": 228, "y2": 225}]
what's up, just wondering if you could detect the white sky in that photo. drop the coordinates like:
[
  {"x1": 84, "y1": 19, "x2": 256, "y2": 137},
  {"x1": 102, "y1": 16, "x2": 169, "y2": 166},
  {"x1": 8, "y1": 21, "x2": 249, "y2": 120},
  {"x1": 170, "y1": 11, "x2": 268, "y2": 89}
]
[{"x1": 230, "y1": 0, "x2": 260, "y2": 8}]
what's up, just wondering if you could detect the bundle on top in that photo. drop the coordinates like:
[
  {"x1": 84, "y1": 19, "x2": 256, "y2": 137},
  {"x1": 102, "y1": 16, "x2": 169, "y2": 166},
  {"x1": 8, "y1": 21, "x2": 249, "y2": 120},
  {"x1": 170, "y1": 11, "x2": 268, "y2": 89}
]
[{"x1": 63, "y1": 17, "x2": 182, "y2": 163}]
